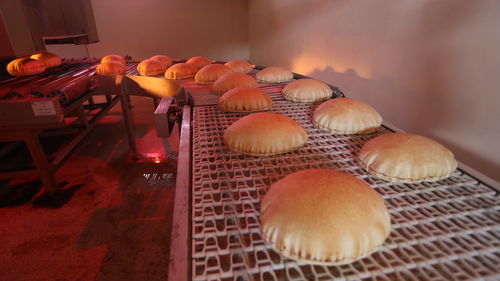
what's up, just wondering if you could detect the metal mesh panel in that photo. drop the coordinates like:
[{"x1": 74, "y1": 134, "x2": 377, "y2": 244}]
[{"x1": 190, "y1": 85, "x2": 500, "y2": 281}]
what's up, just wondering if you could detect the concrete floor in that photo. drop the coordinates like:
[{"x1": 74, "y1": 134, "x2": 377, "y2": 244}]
[{"x1": 0, "y1": 96, "x2": 179, "y2": 281}]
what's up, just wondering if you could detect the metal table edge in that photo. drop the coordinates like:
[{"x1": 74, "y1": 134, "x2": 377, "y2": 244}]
[{"x1": 167, "y1": 105, "x2": 192, "y2": 281}]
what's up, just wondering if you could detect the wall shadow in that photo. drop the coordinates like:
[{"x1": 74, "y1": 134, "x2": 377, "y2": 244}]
[{"x1": 306, "y1": 65, "x2": 500, "y2": 182}]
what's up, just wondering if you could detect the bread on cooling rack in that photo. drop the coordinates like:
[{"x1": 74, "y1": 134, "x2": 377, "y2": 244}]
[
  {"x1": 186, "y1": 56, "x2": 213, "y2": 70},
  {"x1": 30, "y1": 52, "x2": 61, "y2": 68},
  {"x1": 150, "y1": 55, "x2": 172, "y2": 68},
  {"x1": 313, "y1": 97, "x2": 382, "y2": 134},
  {"x1": 224, "y1": 60, "x2": 254, "y2": 74},
  {"x1": 282, "y1": 78, "x2": 332, "y2": 102},
  {"x1": 95, "y1": 61, "x2": 126, "y2": 76},
  {"x1": 261, "y1": 169, "x2": 391, "y2": 265},
  {"x1": 218, "y1": 87, "x2": 272, "y2": 112},
  {"x1": 256, "y1": 66, "x2": 293, "y2": 83},
  {"x1": 6, "y1": 58, "x2": 46, "y2": 77},
  {"x1": 212, "y1": 72, "x2": 258, "y2": 95},
  {"x1": 101, "y1": 54, "x2": 126, "y2": 65},
  {"x1": 137, "y1": 59, "x2": 167, "y2": 76},
  {"x1": 358, "y1": 133, "x2": 457, "y2": 183},
  {"x1": 165, "y1": 63, "x2": 198, "y2": 80},
  {"x1": 223, "y1": 112, "x2": 307, "y2": 156},
  {"x1": 195, "y1": 64, "x2": 233, "y2": 86}
]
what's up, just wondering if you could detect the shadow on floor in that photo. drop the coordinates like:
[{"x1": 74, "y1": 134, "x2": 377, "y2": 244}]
[
  {"x1": 32, "y1": 183, "x2": 84, "y2": 209},
  {"x1": 0, "y1": 180, "x2": 42, "y2": 207},
  {"x1": 76, "y1": 159, "x2": 176, "y2": 281}
]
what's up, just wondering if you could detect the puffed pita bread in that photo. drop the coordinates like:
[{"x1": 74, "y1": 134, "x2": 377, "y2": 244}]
[
  {"x1": 165, "y1": 63, "x2": 198, "y2": 80},
  {"x1": 313, "y1": 98, "x2": 382, "y2": 134},
  {"x1": 261, "y1": 169, "x2": 391, "y2": 265},
  {"x1": 358, "y1": 133, "x2": 457, "y2": 183},
  {"x1": 186, "y1": 56, "x2": 213, "y2": 69},
  {"x1": 256, "y1": 66, "x2": 293, "y2": 83},
  {"x1": 6, "y1": 58, "x2": 46, "y2": 77},
  {"x1": 137, "y1": 59, "x2": 167, "y2": 76},
  {"x1": 218, "y1": 87, "x2": 272, "y2": 112},
  {"x1": 223, "y1": 112, "x2": 307, "y2": 156},
  {"x1": 95, "y1": 61, "x2": 126, "y2": 76},
  {"x1": 101, "y1": 54, "x2": 126, "y2": 65},
  {"x1": 282, "y1": 78, "x2": 332, "y2": 102},
  {"x1": 30, "y1": 52, "x2": 61, "y2": 68},
  {"x1": 150, "y1": 55, "x2": 172, "y2": 67},
  {"x1": 224, "y1": 60, "x2": 254, "y2": 74},
  {"x1": 212, "y1": 72, "x2": 258, "y2": 94},
  {"x1": 195, "y1": 64, "x2": 232, "y2": 86}
]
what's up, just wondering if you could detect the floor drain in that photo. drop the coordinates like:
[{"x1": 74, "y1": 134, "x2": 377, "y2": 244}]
[{"x1": 142, "y1": 173, "x2": 175, "y2": 188}]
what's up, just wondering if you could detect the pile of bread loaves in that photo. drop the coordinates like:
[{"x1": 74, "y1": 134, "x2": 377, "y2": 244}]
[{"x1": 6, "y1": 52, "x2": 62, "y2": 76}]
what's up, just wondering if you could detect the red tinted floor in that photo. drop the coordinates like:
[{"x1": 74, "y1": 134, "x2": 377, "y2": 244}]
[{"x1": 0, "y1": 96, "x2": 179, "y2": 281}]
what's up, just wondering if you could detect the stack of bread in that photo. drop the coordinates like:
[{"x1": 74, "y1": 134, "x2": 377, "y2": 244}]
[
  {"x1": 6, "y1": 52, "x2": 62, "y2": 77},
  {"x1": 96, "y1": 54, "x2": 127, "y2": 76}
]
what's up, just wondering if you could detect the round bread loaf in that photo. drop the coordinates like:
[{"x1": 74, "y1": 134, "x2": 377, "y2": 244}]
[
  {"x1": 165, "y1": 63, "x2": 198, "y2": 80},
  {"x1": 256, "y1": 66, "x2": 293, "y2": 83},
  {"x1": 223, "y1": 112, "x2": 307, "y2": 156},
  {"x1": 30, "y1": 52, "x2": 61, "y2": 68},
  {"x1": 218, "y1": 87, "x2": 272, "y2": 112},
  {"x1": 186, "y1": 56, "x2": 212, "y2": 69},
  {"x1": 6, "y1": 58, "x2": 46, "y2": 77},
  {"x1": 282, "y1": 78, "x2": 332, "y2": 102},
  {"x1": 150, "y1": 55, "x2": 172, "y2": 67},
  {"x1": 358, "y1": 133, "x2": 457, "y2": 183},
  {"x1": 212, "y1": 72, "x2": 258, "y2": 94},
  {"x1": 137, "y1": 59, "x2": 167, "y2": 76},
  {"x1": 195, "y1": 64, "x2": 232, "y2": 86},
  {"x1": 95, "y1": 61, "x2": 126, "y2": 76},
  {"x1": 313, "y1": 98, "x2": 382, "y2": 134},
  {"x1": 101, "y1": 54, "x2": 126, "y2": 65},
  {"x1": 261, "y1": 169, "x2": 391, "y2": 265},
  {"x1": 224, "y1": 60, "x2": 254, "y2": 74}
]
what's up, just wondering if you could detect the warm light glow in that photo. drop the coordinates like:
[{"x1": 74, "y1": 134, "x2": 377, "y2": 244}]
[{"x1": 291, "y1": 53, "x2": 372, "y2": 79}]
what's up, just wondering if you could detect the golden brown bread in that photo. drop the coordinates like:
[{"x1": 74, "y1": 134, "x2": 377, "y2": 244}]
[
  {"x1": 223, "y1": 112, "x2": 307, "y2": 156},
  {"x1": 186, "y1": 56, "x2": 213, "y2": 69},
  {"x1": 313, "y1": 97, "x2": 382, "y2": 134},
  {"x1": 212, "y1": 72, "x2": 258, "y2": 94},
  {"x1": 6, "y1": 58, "x2": 46, "y2": 77},
  {"x1": 261, "y1": 169, "x2": 391, "y2": 265},
  {"x1": 224, "y1": 60, "x2": 254, "y2": 74},
  {"x1": 358, "y1": 133, "x2": 458, "y2": 183},
  {"x1": 195, "y1": 64, "x2": 232, "y2": 86},
  {"x1": 150, "y1": 55, "x2": 172, "y2": 67},
  {"x1": 165, "y1": 63, "x2": 198, "y2": 80},
  {"x1": 30, "y1": 52, "x2": 61, "y2": 68},
  {"x1": 95, "y1": 61, "x2": 126, "y2": 76},
  {"x1": 101, "y1": 54, "x2": 126, "y2": 65},
  {"x1": 256, "y1": 66, "x2": 293, "y2": 83},
  {"x1": 137, "y1": 59, "x2": 167, "y2": 76},
  {"x1": 282, "y1": 78, "x2": 332, "y2": 102},
  {"x1": 218, "y1": 87, "x2": 272, "y2": 112}
]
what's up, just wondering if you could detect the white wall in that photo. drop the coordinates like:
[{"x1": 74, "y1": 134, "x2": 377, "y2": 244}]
[
  {"x1": 249, "y1": 0, "x2": 500, "y2": 182},
  {"x1": 49, "y1": 0, "x2": 249, "y2": 61}
]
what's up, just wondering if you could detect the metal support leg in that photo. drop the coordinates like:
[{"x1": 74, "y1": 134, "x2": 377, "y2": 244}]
[
  {"x1": 76, "y1": 105, "x2": 89, "y2": 127},
  {"x1": 24, "y1": 131, "x2": 57, "y2": 192},
  {"x1": 119, "y1": 93, "x2": 137, "y2": 158}
]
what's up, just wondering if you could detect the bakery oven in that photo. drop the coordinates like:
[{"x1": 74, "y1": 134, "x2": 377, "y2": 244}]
[{"x1": 167, "y1": 69, "x2": 500, "y2": 281}]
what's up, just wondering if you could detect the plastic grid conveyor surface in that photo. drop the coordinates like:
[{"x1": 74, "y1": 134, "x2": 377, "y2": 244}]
[{"x1": 190, "y1": 84, "x2": 500, "y2": 281}]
